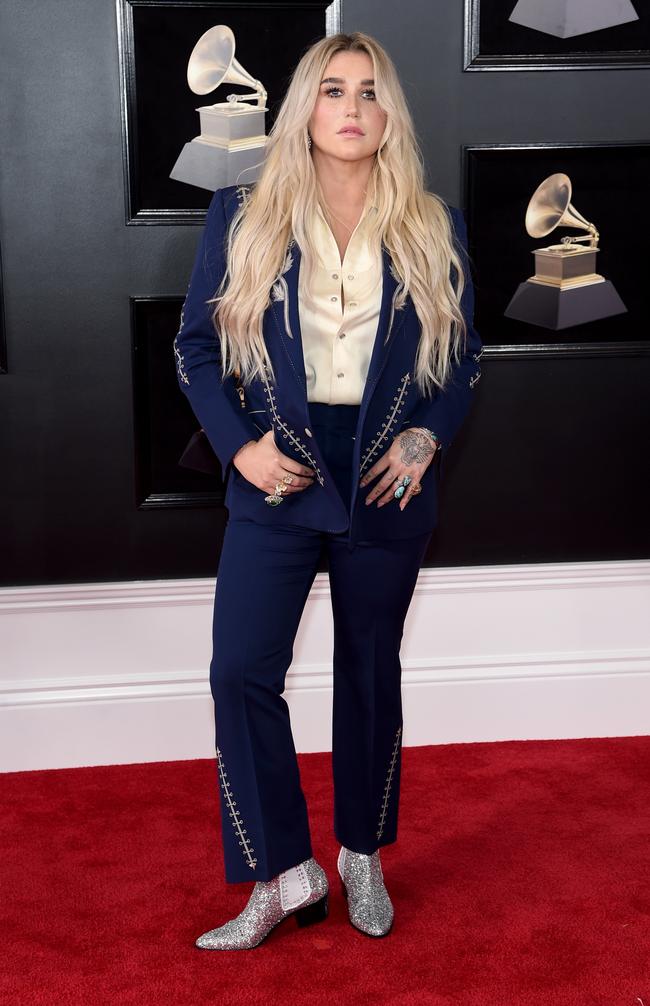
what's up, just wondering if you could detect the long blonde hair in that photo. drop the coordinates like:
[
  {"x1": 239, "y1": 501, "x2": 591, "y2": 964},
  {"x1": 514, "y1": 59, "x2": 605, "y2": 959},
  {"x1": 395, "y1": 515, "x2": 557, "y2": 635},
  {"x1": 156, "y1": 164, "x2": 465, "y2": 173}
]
[{"x1": 208, "y1": 31, "x2": 468, "y2": 399}]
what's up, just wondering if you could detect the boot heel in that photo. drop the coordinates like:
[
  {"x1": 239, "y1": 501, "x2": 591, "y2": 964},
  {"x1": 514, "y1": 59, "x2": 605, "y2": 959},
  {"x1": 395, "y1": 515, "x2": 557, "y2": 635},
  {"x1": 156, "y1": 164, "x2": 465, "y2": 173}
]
[{"x1": 295, "y1": 893, "x2": 328, "y2": 927}]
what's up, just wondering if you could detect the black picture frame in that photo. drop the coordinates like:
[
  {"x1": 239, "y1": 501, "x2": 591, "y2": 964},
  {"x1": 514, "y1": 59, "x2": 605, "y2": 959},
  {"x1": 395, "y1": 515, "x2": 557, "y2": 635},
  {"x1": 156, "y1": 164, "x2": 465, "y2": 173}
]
[
  {"x1": 116, "y1": 0, "x2": 342, "y2": 225},
  {"x1": 131, "y1": 295, "x2": 226, "y2": 509},
  {"x1": 462, "y1": 141, "x2": 650, "y2": 358},
  {"x1": 0, "y1": 241, "x2": 6, "y2": 375},
  {"x1": 464, "y1": 0, "x2": 650, "y2": 71}
]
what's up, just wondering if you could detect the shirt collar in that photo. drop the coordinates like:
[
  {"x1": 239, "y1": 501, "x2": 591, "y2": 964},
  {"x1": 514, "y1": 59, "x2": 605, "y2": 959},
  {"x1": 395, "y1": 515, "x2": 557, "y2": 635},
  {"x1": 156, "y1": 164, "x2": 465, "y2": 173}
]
[{"x1": 312, "y1": 191, "x2": 378, "y2": 269}]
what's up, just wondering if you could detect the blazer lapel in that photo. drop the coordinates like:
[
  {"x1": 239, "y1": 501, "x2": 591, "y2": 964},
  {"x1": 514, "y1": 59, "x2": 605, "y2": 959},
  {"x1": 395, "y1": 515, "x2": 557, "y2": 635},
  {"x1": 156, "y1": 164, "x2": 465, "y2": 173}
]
[
  {"x1": 357, "y1": 245, "x2": 407, "y2": 416},
  {"x1": 268, "y1": 241, "x2": 307, "y2": 393}
]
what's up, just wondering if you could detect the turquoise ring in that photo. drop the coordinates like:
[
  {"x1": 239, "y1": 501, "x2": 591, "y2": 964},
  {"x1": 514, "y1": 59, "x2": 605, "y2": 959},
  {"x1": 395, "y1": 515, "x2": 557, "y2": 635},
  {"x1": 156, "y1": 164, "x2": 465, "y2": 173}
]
[{"x1": 393, "y1": 474, "x2": 412, "y2": 500}]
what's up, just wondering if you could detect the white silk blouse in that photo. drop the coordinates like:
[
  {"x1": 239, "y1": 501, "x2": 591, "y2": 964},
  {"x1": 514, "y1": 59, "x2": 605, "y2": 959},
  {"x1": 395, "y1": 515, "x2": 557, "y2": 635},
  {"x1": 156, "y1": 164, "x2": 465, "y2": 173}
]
[{"x1": 298, "y1": 196, "x2": 383, "y2": 405}]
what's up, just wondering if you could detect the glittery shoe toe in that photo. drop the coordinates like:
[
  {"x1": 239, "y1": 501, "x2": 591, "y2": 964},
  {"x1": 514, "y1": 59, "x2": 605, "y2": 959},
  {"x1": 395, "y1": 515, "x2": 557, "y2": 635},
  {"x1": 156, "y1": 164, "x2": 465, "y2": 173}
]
[
  {"x1": 195, "y1": 856, "x2": 329, "y2": 950},
  {"x1": 337, "y1": 844, "x2": 394, "y2": 937}
]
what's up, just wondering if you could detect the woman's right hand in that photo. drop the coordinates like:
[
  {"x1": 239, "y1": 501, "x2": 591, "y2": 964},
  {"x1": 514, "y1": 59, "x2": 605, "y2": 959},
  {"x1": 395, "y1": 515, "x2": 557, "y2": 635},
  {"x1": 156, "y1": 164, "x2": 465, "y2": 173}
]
[{"x1": 232, "y1": 430, "x2": 316, "y2": 496}]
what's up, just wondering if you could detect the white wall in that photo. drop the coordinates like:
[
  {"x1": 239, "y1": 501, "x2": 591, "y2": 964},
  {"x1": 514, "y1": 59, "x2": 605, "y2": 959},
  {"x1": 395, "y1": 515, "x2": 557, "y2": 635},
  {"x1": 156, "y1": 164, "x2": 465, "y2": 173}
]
[{"x1": 1, "y1": 559, "x2": 649, "y2": 772}]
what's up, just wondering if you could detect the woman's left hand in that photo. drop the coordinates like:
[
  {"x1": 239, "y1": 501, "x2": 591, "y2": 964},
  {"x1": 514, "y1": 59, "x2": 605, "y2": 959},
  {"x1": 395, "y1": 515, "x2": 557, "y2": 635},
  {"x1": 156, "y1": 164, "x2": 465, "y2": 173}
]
[{"x1": 358, "y1": 427, "x2": 438, "y2": 511}]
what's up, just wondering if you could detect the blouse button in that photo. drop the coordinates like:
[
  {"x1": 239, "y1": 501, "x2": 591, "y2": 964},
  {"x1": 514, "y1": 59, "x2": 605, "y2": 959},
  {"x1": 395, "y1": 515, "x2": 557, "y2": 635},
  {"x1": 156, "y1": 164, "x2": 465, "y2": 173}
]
[
  {"x1": 348, "y1": 301, "x2": 357, "y2": 307},
  {"x1": 347, "y1": 274, "x2": 354, "y2": 280},
  {"x1": 339, "y1": 332, "x2": 346, "y2": 339},
  {"x1": 330, "y1": 295, "x2": 338, "y2": 302},
  {"x1": 332, "y1": 273, "x2": 339, "y2": 280},
  {"x1": 337, "y1": 371, "x2": 344, "y2": 378}
]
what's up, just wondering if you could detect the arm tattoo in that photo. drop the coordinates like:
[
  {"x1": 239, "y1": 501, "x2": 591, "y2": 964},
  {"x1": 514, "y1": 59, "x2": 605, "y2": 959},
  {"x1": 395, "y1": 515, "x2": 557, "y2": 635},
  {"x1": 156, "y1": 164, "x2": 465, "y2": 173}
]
[{"x1": 397, "y1": 428, "x2": 436, "y2": 465}]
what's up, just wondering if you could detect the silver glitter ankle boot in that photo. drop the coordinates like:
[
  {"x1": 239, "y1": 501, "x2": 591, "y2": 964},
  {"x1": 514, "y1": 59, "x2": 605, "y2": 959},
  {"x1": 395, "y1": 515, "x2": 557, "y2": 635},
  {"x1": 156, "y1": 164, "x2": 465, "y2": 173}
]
[
  {"x1": 337, "y1": 844, "x2": 394, "y2": 937},
  {"x1": 195, "y1": 856, "x2": 329, "y2": 950}
]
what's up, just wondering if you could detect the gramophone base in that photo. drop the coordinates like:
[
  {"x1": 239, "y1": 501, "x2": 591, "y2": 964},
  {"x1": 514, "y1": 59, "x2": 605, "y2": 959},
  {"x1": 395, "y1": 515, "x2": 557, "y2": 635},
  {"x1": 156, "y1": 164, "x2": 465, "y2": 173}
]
[
  {"x1": 169, "y1": 137, "x2": 266, "y2": 192},
  {"x1": 509, "y1": 0, "x2": 639, "y2": 39},
  {"x1": 504, "y1": 278, "x2": 627, "y2": 330}
]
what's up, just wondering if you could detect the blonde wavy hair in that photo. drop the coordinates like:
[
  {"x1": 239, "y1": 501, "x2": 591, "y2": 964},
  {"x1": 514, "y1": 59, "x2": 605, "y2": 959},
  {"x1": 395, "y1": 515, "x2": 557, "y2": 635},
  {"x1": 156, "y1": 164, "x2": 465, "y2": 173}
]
[{"x1": 208, "y1": 30, "x2": 468, "y2": 399}]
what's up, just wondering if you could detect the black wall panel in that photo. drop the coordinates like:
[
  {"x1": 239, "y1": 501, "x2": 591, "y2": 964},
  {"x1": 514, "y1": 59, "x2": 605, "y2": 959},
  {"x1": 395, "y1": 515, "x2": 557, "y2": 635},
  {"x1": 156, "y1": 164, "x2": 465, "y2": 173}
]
[{"x1": 1, "y1": 0, "x2": 648, "y2": 587}]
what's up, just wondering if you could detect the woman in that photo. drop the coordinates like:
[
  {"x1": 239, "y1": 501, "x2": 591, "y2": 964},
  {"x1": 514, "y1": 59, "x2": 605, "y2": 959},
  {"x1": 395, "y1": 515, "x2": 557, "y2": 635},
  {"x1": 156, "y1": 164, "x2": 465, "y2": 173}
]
[{"x1": 174, "y1": 31, "x2": 482, "y2": 950}]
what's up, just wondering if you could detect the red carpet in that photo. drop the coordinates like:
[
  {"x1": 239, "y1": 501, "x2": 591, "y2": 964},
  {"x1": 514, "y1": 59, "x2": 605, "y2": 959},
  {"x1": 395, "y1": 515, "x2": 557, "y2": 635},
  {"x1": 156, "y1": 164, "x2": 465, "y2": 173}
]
[{"x1": 2, "y1": 736, "x2": 648, "y2": 1005}]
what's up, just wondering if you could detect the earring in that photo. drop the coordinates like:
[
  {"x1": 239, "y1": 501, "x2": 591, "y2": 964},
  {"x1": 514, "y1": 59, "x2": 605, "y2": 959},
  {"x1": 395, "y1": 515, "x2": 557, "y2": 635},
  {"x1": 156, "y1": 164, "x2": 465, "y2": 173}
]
[{"x1": 307, "y1": 131, "x2": 312, "y2": 150}]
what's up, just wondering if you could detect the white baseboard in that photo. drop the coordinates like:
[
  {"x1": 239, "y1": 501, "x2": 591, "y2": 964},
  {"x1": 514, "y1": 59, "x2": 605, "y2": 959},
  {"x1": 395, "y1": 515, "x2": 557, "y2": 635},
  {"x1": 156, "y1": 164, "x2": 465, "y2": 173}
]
[{"x1": 1, "y1": 560, "x2": 649, "y2": 772}]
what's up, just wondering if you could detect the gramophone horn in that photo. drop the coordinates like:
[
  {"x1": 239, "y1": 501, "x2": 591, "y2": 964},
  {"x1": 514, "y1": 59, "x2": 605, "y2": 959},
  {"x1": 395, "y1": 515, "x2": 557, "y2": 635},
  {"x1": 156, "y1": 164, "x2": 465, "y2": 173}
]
[
  {"x1": 187, "y1": 24, "x2": 266, "y2": 106},
  {"x1": 525, "y1": 172, "x2": 593, "y2": 239}
]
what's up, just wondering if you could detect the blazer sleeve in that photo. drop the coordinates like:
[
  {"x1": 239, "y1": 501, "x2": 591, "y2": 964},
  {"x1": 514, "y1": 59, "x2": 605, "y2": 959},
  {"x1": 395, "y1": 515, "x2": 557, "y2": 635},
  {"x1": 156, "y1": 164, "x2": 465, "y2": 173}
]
[
  {"x1": 407, "y1": 205, "x2": 482, "y2": 459},
  {"x1": 173, "y1": 186, "x2": 261, "y2": 474}
]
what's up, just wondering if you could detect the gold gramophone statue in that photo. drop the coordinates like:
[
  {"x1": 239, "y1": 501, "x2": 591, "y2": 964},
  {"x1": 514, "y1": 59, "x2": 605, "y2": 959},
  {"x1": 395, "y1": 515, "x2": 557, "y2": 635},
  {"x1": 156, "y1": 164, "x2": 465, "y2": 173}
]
[
  {"x1": 170, "y1": 24, "x2": 267, "y2": 192},
  {"x1": 504, "y1": 173, "x2": 627, "y2": 330}
]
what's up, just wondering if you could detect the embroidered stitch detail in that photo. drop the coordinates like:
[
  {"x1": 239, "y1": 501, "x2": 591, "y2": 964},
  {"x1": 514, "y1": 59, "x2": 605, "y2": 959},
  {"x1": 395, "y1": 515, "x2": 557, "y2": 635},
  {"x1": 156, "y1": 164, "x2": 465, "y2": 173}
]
[
  {"x1": 235, "y1": 184, "x2": 252, "y2": 209},
  {"x1": 384, "y1": 279, "x2": 405, "y2": 346},
  {"x1": 173, "y1": 292, "x2": 190, "y2": 385},
  {"x1": 472, "y1": 348, "x2": 483, "y2": 362},
  {"x1": 376, "y1": 725, "x2": 402, "y2": 841},
  {"x1": 469, "y1": 369, "x2": 481, "y2": 388},
  {"x1": 277, "y1": 274, "x2": 294, "y2": 339},
  {"x1": 216, "y1": 744, "x2": 258, "y2": 870},
  {"x1": 173, "y1": 335, "x2": 189, "y2": 386},
  {"x1": 270, "y1": 243, "x2": 295, "y2": 321},
  {"x1": 359, "y1": 372, "x2": 412, "y2": 476},
  {"x1": 261, "y1": 367, "x2": 325, "y2": 486},
  {"x1": 281, "y1": 241, "x2": 295, "y2": 276}
]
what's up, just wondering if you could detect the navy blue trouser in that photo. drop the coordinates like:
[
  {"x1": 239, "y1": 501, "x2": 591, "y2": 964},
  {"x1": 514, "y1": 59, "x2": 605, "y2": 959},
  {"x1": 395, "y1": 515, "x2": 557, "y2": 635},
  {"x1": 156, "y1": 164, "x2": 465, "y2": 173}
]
[{"x1": 210, "y1": 402, "x2": 431, "y2": 882}]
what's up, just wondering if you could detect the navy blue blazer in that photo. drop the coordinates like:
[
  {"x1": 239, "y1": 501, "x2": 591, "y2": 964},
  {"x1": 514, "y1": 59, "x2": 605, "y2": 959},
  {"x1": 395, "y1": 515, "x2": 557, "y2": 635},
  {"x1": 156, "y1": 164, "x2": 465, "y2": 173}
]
[{"x1": 174, "y1": 183, "x2": 482, "y2": 545}]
